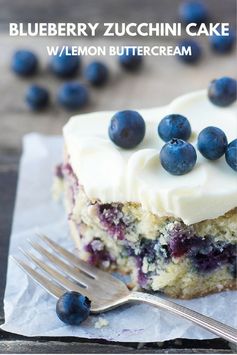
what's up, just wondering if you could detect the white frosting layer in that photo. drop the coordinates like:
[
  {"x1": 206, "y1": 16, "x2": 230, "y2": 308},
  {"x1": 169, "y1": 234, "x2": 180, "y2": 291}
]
[{"x1": 63, "y1": 90, "x2": 237, "y2": 225}]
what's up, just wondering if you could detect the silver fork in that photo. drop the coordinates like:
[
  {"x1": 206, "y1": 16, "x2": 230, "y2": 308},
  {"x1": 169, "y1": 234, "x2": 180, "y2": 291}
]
[{"x1": 12, "y1": 234, "x2": 237, "y2": 344}]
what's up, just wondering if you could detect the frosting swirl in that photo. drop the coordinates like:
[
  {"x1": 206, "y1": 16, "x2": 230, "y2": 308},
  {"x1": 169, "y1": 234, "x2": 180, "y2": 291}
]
[{"x1": 63, "y1": 90, "x2": 237, "y2": 224}]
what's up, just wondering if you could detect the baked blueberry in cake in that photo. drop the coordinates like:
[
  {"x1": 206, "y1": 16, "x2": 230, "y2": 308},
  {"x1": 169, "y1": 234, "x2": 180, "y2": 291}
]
[{"x1": 56, "y1": 83, "x2": 237, "y2": 299}]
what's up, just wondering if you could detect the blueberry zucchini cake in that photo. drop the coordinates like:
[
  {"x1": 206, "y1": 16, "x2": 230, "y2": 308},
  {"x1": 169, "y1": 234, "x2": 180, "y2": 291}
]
[{"x1": 57, "y1": 80, "x2": 237, "y2": 299}]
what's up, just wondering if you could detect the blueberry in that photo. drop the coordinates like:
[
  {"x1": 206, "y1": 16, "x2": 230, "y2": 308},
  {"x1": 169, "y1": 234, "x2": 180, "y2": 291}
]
[
  {"x1": 25, "y1": 85, "x2": 49, "y2": 110},
  {"x1": 119, "y1": 48, "x2": 143, "y2": 71},
  {"x1": 11, "y1": 50, "x2": 38, "y2": 76},
  {"x1": 197, "y1": 126, "x2": 228, "y2": 160},
  {"x1": 56, "y1": 291, "x2": 91, "y2": 325},
  {"x1": 210, "y1": 30, "x2": 236, "y2": 54},
  {"x1": 58, "y1": 82, "x2": 89, "y2": 110},
  {"x1": 168, "y1": 223, "x2": 237, "y2": 273},
  {"x1": 85, "y1": 61, "x2": 109, "y2": 86},
  {"x1": 208, "y1": 77, "x2": 237, "y2": 107},
  {"x1": 168, "y1": 224, "x2": 201, "y2": 258},
  {"x1": 179, "y1": 1, "x2": 209, "y2": 24},
  {"x1": 50, "y1": 51, "x2": 80, "y2": 78},
  {"x1": 99, "y1": 203, "x2": 126, "y2": 240},
  {"x1": 139, "y1": 238, "x2": 158, "y2": 263},
  {"x1": 160, "y1": 139, "x2": 197, "y2": 175},
  {"x1": 225, "y1": 139, "x2": 237, "y2": 171},
  {"x1": 158, "y1": 114, "x2": 191, "y2": 142},
  {"x1": 228, "y1": 139, "x2": 237, "y2": 149},
  {"x1": 189, "y1": 240, "x2": 236, "y2": 273},
  {"x1": 177, "y1": 39, "x2": 202, "y2": 64},
  {"x1": 108, "y1": 110, "x2": 145, "y2": 149}
]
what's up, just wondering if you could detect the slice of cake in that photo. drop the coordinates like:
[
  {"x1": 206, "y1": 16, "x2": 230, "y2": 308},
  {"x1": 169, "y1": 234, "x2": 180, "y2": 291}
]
[{"x1": 58, "y1": 89, "x2": 237, "y2": 299}]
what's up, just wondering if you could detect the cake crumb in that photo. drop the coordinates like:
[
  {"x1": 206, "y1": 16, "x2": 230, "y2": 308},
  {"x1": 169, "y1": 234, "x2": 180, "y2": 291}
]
[{"x1": 94, "y1": 317, "x2": 109, "y2": 329}]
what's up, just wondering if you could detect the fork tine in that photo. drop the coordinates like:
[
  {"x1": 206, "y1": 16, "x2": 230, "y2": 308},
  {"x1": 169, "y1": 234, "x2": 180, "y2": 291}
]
[
  {"x1": 38, "y1": 234, "x2": 118, "y2": 283},
  {"x1": 38, "y1": 234, "x2": 98, "y2": 278},
  {"x1": 19, "y1": 248, "x2": 93, "y2": 300},
  {"x1": 11, "y1": 256, "x2": 64, "y2": 299},
  {"x1": 28, "y1": 239, "x2": 96, "y2": 289}
]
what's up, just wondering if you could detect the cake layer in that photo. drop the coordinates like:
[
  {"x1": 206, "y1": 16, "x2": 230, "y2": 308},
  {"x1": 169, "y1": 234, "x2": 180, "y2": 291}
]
[
  {"x1": 63, "y1": 90, "x2": 237, "y2": 225},
  {"x1": 59, "y1": 162, "x2": 237, "y2": 299}
]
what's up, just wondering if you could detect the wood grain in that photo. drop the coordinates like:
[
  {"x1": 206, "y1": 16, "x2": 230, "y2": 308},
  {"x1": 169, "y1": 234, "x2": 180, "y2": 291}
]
[
  {"x1": 0, "y1": 324, "x2": 235, "y2": 354},
  {"x1": 0, "y1": 34, "x2": 236, "y2": 156},
  {"x1": 0, "y1": 0, "x2": 236, "y2": 155}
]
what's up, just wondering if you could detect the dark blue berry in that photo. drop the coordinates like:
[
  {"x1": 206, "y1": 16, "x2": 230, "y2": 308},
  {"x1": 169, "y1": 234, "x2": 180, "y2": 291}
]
[
  {"x1": 189, "y1": 240, "x2": 236, "y2": 273},
  {"x1": 85, "y1": 61, "x2": 109, "y2": 86},
  {"x1": 197, "y1": 126, "x2": 228, "y2": 160},
  {"x1": 11, "y1": 50, "x2": 38, "y2": 76},
  {"x1": 158, "y1": 114, "x2": 191, "y2": 142},
  {"x1": 25, "y1": 85, "x2": 49, "y2": 110},
  {"x1": 168, "y1": 225, "x2": 201, "y2": 258},
  {"x1": 108, "y1": 110, "x2": 145, "y2": 149},
  {"x1": 50, "y1": 51, "x2": 80, "y2": 78},
  {"x1": 160, "y1": 139, "x2": 197, "y2": 175},
  {"x1": 119, "y1": 48, "x2": 143, "y2": 71},
  {"x1": 177, "y1": 39, "x2": 202, "y2": 64},
  {"x1": 139, "y1": 239, "x2": 158, "y2": 263},
  {"x1": 208, "y1": 77, "x2": 237, "y2": 107},
  {"x1": 225, "y1": 139, "x2": 237, "y2": 171},
  {"x1": 56, "y1": 291, "x2": 91, "y2": 325},
  {"x1": 179, "y1": 1, "x2": 209, "y2": 24},
  {"x1": 210, "y1": 30, "x2": 236, "y2": 54},
  {"x1": 228, "y1": 139, "x2": 237, "y2": 149},
  {"x1": 168, "y1": 225, "x2": 236, "y2": 274},
  {"x1": 58, "y1": 82, "x2": 89, "y2": 110},
  {"x1": 99, "y1": 203, "x2": 126, "y2": 240}
]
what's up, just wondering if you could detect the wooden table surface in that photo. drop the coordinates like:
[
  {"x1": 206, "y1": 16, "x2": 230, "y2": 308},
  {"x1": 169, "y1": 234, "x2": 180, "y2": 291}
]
[{"x1": 0, "y1": 0, "x2": 236, "y2": 353}]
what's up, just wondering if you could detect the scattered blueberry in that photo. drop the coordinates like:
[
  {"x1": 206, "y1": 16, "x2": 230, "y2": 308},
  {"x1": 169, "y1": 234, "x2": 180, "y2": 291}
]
[
  {"x1": 56, "y1": 291, "x2": 91, "y2": 325},
  {"x1": 160, "y1": 139, "x2": 197, "y2": 175},
  {"x1": 58, "y1": 82, "x2": 89, "y2": 110},
  {"x1": 179, "y1": 0, "x2": 209, "y2": 24},
  {"x1": 208, "y1": 77, "x2": 237, "y2": 107},
  {"x1": 85, "y1": 61, "x2": 109, "y2": 86},
  {"x1": 225, "y1": 139, "x2": 237, "y2": 171},
  {"x1": 50, "y1": 51, "x2": 80, "y2": 78},
  {"x1": 11, "y1": 50, "x2": 38, "y2": 76},
  {"x1": 25, "y1": 85, "x2": 49, "y2": 110},
  {"x1": 177, "y1": 39, "x2": 202, "y2": 64},
  {"x1": 158, "y1": 114, "x2": 191, "y2": 142},
  {"x1": 108, "y1": 110, "x2": 145, "y2": 149},
  {"x1": 119, "y1": 48, "x2": 143, "y2": 71},
  {"x1": 210, "y1": 30, "x2": 236, "y2": 54},
  {"x1": 197, "y1": 126, "x2": 228, "y2": 160}
]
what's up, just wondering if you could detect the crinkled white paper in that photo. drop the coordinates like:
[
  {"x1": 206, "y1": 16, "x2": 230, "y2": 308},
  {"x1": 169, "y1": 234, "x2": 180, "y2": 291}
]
[{"x1": 1, "y1": 133, "x2": 237, "y2": 341}]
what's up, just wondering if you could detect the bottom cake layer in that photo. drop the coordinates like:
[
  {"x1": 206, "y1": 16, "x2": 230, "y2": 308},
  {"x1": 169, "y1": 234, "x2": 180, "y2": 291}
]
[{"x1": 57, "y1": 162, "x2": 237, "y2": 299}]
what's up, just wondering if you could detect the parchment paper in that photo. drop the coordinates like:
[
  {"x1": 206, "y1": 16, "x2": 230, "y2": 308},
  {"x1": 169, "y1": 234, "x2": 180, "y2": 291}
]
[{"x1": 1, "y1": 133, "x2": 236, "y2": 341}]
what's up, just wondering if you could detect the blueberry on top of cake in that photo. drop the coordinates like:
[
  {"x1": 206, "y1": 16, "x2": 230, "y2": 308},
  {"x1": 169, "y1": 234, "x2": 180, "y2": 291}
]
[
  {"x1": 59, "y1": 89, "x2": 237, "y2": 299},
  {"x1": 63, "y1": 90, "x2": 237, "y2": 225}
]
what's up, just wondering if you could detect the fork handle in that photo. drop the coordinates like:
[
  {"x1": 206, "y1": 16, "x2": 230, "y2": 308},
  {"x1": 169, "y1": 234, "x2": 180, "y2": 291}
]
[{"x1": 128, "y1": 291, "x2": 237, "y2": 344}]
